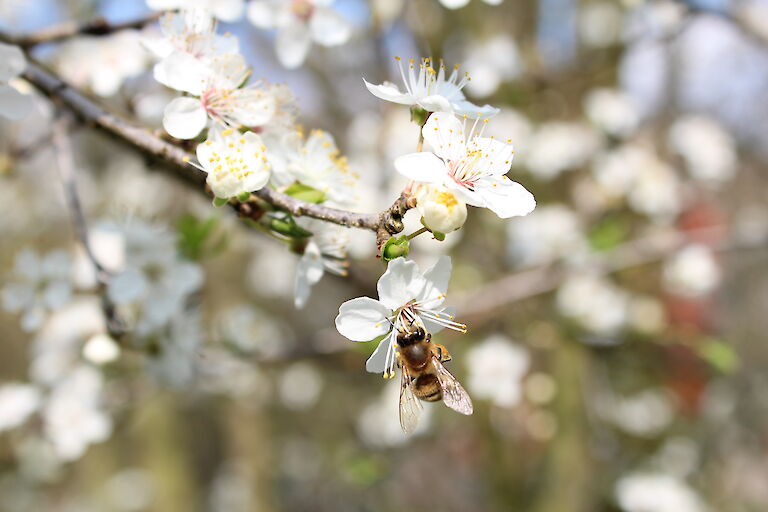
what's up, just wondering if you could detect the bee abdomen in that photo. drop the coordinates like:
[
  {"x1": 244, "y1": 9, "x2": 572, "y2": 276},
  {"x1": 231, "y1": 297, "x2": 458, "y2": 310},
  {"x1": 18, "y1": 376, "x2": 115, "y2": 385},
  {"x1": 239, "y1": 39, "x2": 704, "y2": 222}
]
[{"x1": 413, "y1": 374, "x2": 442, "y2": 402}]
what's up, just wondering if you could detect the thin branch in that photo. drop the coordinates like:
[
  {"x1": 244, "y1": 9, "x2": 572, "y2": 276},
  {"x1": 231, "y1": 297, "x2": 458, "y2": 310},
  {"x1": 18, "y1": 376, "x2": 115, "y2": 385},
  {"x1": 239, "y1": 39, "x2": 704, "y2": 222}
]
[
  {"x1": 453, "y1": 225, "x2": 760, "y2": 321},
  {"x1": 8, "y1": 12, "x2": 162, "y2": 48},
  {"x1": 0, "y1": 44, "x2": 414, "y2": 245}
]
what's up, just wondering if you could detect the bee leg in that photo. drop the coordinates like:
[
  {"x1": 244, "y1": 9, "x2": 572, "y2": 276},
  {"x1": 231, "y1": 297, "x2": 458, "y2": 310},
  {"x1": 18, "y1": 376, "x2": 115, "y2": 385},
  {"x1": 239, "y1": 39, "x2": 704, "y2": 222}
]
[{"x1": 436, "y1": 344, "x2": 452, "y2": 363}]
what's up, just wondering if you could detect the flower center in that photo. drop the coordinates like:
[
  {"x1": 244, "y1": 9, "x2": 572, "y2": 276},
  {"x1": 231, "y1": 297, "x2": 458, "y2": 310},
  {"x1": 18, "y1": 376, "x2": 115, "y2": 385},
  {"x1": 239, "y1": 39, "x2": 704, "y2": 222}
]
[{"x1": 291, "y1": 0, "x2": 315, "y2": 21}]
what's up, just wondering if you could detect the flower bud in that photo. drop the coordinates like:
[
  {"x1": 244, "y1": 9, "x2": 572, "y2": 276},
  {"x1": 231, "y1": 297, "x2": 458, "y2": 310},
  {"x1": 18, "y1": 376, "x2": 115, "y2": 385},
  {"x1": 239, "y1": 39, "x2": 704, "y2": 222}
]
[
  {"x1": 410, "y1": 105, "x2": 430, "y2": 126},
  {"x1": 416, "y1": 185, "x2": 468, "y2": 233},
  {"x1": 382, "y1": 235, "x2": 409, "y2": 262},
  {"x1": 284, "y1": 183, "x2": 327, "y2": 204}
]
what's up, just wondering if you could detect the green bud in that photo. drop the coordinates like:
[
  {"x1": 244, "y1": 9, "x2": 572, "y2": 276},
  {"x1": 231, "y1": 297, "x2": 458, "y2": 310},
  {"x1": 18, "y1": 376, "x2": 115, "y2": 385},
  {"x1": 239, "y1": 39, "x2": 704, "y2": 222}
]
[
  {"x1": 237, "y1": 192, "x2": 252, "y2": 202},
  {"x1": 410, "y1": 105, "x2": 430, "y2": 126},
  {"x1": 284, "y1": 183, "x2": 327, "y2": 204},
  {"x1": 212, "y1": 197, "x2": 229, "y2": 208},
  {"x1": 382, "y1": 235, "x2": 409, "y2": 262},
  {"x1": 270, "y1": 217, "x2": 312, "y2": 238}
]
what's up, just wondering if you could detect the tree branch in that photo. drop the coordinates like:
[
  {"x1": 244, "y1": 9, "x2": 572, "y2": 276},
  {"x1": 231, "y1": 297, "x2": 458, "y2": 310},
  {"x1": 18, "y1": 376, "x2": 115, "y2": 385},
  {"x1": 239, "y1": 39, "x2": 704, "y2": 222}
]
[
  {"x1": 7, "y1": 12, "x2": 163, "y2": 48},
  {"x1": 4, "y1": 44, "x2": 413, "y2": 245}
]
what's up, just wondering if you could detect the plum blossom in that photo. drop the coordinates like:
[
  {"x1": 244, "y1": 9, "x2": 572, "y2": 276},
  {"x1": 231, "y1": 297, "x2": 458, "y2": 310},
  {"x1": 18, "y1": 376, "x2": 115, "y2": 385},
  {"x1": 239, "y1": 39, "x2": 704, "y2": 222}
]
[
  {"x1": 146, "y1": 0, "x2": 245, "y2": 22},
  {"x1": 662, "y1": 245, "x2": 720, "y2": 297},
  {"x1": 335, "y1": 256, "x2": 465, "y2": 377},
  {"x1": 438, "y1": 0, "x2": 502, "y2": 9},
  {"x1": 0, "y1": 383, "x2": 41, "y2": 432},
  {"x1": 294, "y1": 219, "x2": 349, "y2": 309},
  {"x1": 557, "y1": 273, "x2": 630, "y2": 337},
  {"x1": 365, "y1": 57, "x2": 499, "y2": 118},
  {"x1": 0, "y1": 42, "x2": 32, "y2": 120},
  {"x1": 247, "y1": 0, "x2": 351, "y2": 68},
  {"x1": 415, "y1": 184, "x2": 468, "y2": 233},
  {"x1": 668, "y1": 115, "x2": 736, "y2": 184},
  {"x1": 145, "y1": 9, "x2": 238, "y2": 90},
  {"x1": 615, "y1": 472, "x2": 707, "y2": 512},
  {"x1": 1, "y1": 248, "x2": 72, "y2": 333},
  {"x1": 506, "y1": 204, "x2": 588, "y2": 267},
  {"x1": 162, "y1": 53, "x2": 280, "y2": 138},
  {"x1": 103, "y1": 221, "x2": 203, "y2": 336},
  {"x1": 395, "y1": 112, "x2": 536, "y2": 219},
  {"x1": 192, "y1": 127, "x2": 272, "y2": 199},
  {"x1": 465, "y1": 335, "x2": 529, "y2": 407}
]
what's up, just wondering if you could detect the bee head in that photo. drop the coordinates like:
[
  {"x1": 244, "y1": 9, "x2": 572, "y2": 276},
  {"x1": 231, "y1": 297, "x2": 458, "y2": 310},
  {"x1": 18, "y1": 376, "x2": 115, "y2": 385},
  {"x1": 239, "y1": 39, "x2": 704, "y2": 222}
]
[{"x1": 396, "y1": 326, "x2": 426, "y2": 347}]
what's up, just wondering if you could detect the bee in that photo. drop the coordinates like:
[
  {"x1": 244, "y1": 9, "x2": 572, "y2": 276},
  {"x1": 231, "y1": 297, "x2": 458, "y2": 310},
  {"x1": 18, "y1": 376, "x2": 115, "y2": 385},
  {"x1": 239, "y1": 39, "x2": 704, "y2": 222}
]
[{"x1": 396, "y1": 324, "x2": 473, "y2": 434}]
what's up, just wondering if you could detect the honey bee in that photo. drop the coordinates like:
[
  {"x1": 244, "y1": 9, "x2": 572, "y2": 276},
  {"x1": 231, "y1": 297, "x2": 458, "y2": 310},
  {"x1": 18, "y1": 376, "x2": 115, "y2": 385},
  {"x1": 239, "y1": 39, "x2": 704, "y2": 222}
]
[{"x1": 396, "y1": 324, "x2": 473, "y2": 434}]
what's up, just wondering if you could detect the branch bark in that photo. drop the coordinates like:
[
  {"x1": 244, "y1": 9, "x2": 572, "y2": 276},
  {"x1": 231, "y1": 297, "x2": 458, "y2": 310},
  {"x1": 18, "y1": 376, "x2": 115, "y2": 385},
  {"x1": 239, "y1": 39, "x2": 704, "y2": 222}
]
[{"x1": 7, "y1": 13, "x2": 162, "y2": 47}]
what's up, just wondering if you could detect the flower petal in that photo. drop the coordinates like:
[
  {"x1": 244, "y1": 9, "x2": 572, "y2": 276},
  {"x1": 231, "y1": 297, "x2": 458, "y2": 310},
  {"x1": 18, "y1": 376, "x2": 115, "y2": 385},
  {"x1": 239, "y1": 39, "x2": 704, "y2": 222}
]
[
  {"x1": 212, "y1": 0, "x2": 245, "y2": 22},
  {"x1": 418, "y1": 94, "x2": 452, "y2": 113},
  {"x1": 335, "y1": 297, "x2": 391, "y2": 341},
  {"x1": 153, "y1": 51, "x2": 210, "y2": 95},
  {"x1": 275, "y1": 22, "x2": 312, "y2": 68},
  {"x1": 310, "y1": 6, "x2": 351, "y2": 46},
  {"x1": 420, "y1": 255, "x2": 452, "y2": 304},
  {"x1": 363, "y1": 79, "x2": 414, "y2": 105},
  {"x1": 438, "y1": 0, "x2": 471, "y2": 8},
  {"x1": 451, "y1": 99, "x2": 500, "y2": 119},
  {"x1": 377, "y1": 258, "x2": 427, "y2": 310},
  {"x1": 394, "y1": 152, "x2": 447, "y2": 183},
  {"x1": 0, "y1": 84, "x2": 32, "y2": 121},
  {"x1": 0, "y1": 43, "x2": 25, "y2": 81},
  {"x1": 474, "y1": 176, "x2": 536, "y2": 218},
  {"x1": 365, "y1": 333, "x2": 396, "y2": 373},
  {"x1": 423, "y1": 111, "x2": 466, "y2": 162},
  {"x1": 163, "y1": 97, "x2": 207, "y2": 139},
  {"x1": 294, "y1": 242, "x2": 325, "y2": 309},
  {"x1": 247, "y1": 0, "x2": 278, "y2": 28}
]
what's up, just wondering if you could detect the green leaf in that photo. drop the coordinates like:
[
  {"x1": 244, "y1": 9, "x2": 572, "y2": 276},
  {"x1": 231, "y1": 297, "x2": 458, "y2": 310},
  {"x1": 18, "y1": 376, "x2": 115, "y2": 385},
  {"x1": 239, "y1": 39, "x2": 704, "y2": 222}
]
[
  {"x1": 177, "y1": 214, "x2": 228, "y2": 260},
  {"x1": 410, "y1": 105, "x2": 430, "y2": 126},
  {"x1": 284, "y1": 183, "x2": 327, "y2": 204},
  {"x1": 699, "y1": 339, "x2": 739, "y2": 374},
  {"x1": 269, "y1": 216, "x2": 313, "y2": 238},
  {"x1": 237, "y1": 192, "x2": 251, "y2": 202},
  {"x1": 212, "y1": 197, "x2": 229, "y2": 208},
  {"x1": 588, "y1": 216, "x2": 630, "y2": 251}
]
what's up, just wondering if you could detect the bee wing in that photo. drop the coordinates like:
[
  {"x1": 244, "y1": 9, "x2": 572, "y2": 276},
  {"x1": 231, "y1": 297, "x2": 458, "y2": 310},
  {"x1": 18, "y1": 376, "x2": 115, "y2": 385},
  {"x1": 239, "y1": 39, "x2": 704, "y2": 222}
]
[
  {"x1": 399, "y1": 366, "x2": 423, "y2": 434},
  {"x1": 433, "y1": 358, "x2": 474, "y2": 416}
]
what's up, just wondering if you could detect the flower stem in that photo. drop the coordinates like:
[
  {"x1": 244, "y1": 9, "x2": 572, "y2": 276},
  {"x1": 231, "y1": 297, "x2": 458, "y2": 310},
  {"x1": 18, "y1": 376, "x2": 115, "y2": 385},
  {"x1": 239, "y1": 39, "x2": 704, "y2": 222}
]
[{"x1": 406, "y1": 227, "x2": 430, "y2": 240}]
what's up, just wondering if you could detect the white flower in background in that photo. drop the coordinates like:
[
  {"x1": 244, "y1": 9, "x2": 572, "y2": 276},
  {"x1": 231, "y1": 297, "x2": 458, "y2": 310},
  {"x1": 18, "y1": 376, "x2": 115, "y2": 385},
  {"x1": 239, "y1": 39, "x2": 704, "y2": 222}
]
[
  {"x1": 162, "y1": 53, "x2": 279, "y2": 139},
  {"x1": 294, "y1": 219, "x2": 349, "y2": 309},
  {"x1": 82, "y1": 333, "x2": 121, "y2": 365},
  {"x1": 557, "y1": 273, "x2": 629, "y2": 336},
  {"x1": 193, "y1": 127, "x2": 271, "y2": 199},
  {"x1": 269, "y1": 129, "x2": 358, "y2": 207},
  {"x1": 396, "y1": 112, "x2": 535, "y2": 218},
  {"x1": 668, "y1": 115, "x2": 736, "y2": 184},
  {"x1": 146, "y1": 0, "x2": 245, "y2": 21},
  {"x1": 146, "y1": 311, "x2": 203, "y2": 388},
  {"x1": 247, "y1": 0, "x2": 351, "y2": 68},
  {"x1": 0, "y1": 383, "x2": 41, "y2": 432},
  {"x1": 578, "y1": 1, "x2": 623, "y2": 48},
  {"x1": 524, "y1": 121, "x2": 601, "y2": 179},
  {"x1": 42, "y1": 365, "x2": 112, "y2": 461},
  {"x1": 335, "y1": 256, "x2": 465, "y2": 376},
  {"x1": 463, "y1": 35, "x2": 522, "y2": 98},
  {"x1": 1, "y1": 248, "x2": 72, "y2": 332},
  {"x1": 601, "y1": 389, "x2": 674, "y2": 437},
  {"x1": 55, "y1": 31, "x2": 148, "y2": 97},
  {"x1": 437, "y1": 0, "x2": 502, "y2": 10},
  {"x1": 663, "y1": 244, "x2": 720, "y2": 297},
  {"x1": 365, "y1": 57, "x2": 499, "y2": 118},
  {"x1": 506, "y1": 204, "x2": 588, "y2": 267},
  {"x1": 145, "y1": 9, "x2": 238, "y2": 89},
  {"x1": 103, "y1": 221, "x2": 203, "y2": 336},
  {"x1": 217, "y1": 303, "x2": 289, "y2": 358},
  {"x1": 0, "y1": 42, "x2": 32, "y2": 120},
  {"x1": 616, "y1": 472, "x2": 707, "y2": 512},
  {"x1": 278, "y1": 362, "x2": 323, "y2": 410},
  {"x1": 357, "y1": 379, "x2": 432, "y2": 447},
  {"x1": 627, "y1": 295, "x2": 667, "y2": 335},
  {"x1": 415, "y1": 184, "x2": 468, "y2": 233},
  {"x1": 584, "y1": 88, "x2": 640, "y2": 138},
  {"x1": 466, "y1": 335, "x2": 529, "y2": 407}
]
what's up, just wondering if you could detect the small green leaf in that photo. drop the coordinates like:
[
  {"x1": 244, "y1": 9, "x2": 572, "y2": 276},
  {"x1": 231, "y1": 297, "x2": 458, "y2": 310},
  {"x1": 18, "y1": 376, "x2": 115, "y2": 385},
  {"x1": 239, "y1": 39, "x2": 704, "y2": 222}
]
[
  {"x1": 284, "y1": 183, "x2": 327, "y2": 204},
  {"x1": 588, "y1": 216, "x2": 630, "y2": 251},
  {"x1": 212, "y1": 197, "x2": 229, "y2": 208},
  {"x1": 177, "y1": 214, "x2": 228, "y2": 260},
  {"x1": 699, "y1": 339, "x2": 739, "y2": 374},
  {"x1": 432, "y1": 231, "x2": 446, "y2": 241},
  {"x1": 237, "y1": 192, "x2": 251, "y2": 202},
  {"x1": 269, "y1": 216, "x2": 312, "y2": 238},
  {"x1": 382, "y1": 235, "x2": 409, "y2": 262}
]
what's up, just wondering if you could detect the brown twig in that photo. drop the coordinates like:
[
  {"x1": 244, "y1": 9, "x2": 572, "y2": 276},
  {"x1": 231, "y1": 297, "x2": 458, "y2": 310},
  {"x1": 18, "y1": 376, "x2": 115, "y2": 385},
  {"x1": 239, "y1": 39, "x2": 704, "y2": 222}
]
[{"x1": 8, "y1": 12, "x2": 163, "y2": 48}]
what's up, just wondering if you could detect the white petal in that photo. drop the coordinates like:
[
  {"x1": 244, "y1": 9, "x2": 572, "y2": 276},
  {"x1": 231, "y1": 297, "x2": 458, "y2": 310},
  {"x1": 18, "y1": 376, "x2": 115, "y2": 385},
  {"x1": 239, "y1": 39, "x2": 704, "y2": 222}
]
[
  {"x1": 483, "y1": 0, "x2": 503, "y2": 4},
  {"x1": 420, "y1": 255, "x2": 452, "y2": 304},
  {"x1": 21, "y1": 307, "x2": 45, "y2": 332},
  {"x1": 42, "y1": 282, "x2": 71, "y2": 310},
  {"x1": 423, "y1": 112, "x2": 466, "y2": 161},
  {"x1": 0, "y1": 84, "x2": 32, "y2": 121},
  {"x1": 1, "y1": 284, "x2": 34, "y2": 313},
  {"x1": 418, "y1": 94, "x2": 452, "y2": 113},
  {"x1": 439, "y1": 0, "x2": 471, "y2": 8},
  {"x1": 294, "y1": 243, "x2": 325, "y2": 309},
  {"x1": 310, "y1": 6, "x2": 351, "y2": 46},
  {"x1": 377, "y1": 258, "x2": 427, "y2": 310},
  {"x1": 107, "y1": 270, "x2": 148, "y2": 304},
  {"x1": 212, "y1": 0, "x2": 245, "y2": 21},
  {"x1": 363, "y1": 79, "x2": 413, "y2": 105},
  {"x1": 153, "y1": 51, "x2": 210, "y2": 95},
  {"x1": 451, "y1": 99, "x2": 500, "y2": 118},
  {"x1": 0, "y1": 43, "x2": 25, "y2": 81},
  {"x1": 335, "y1": 297, "x2": 391, "y2": 341},
  {"x1": 275, "y1": 23, "x2": 312, "y2": 69},
  {"x1": 365, "y1": 333, "x2": 395, "y2": 373},
  {"x1": 247, "y1": 0, "x2": 278, "y2": 28},
  {"x1": 394, "y1": 152, "x2": 447, "y2": 183},
  {"x1": 474, "y1": 176, "x2": 536, "y2": 218},
  {"x1": 163, "y1": 97, "x2": 207, "y2": 139}
]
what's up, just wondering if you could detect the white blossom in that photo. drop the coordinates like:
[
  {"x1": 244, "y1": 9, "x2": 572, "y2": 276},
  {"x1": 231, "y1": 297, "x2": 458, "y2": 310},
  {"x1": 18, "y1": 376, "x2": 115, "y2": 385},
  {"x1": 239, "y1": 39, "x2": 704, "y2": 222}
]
[
  {"x1": 0, "y1": 42, "x2": 32, "y2": 119},
  {"x1": 462, "y1": 35, "x2": 522, "y2": 98},
  {"x1": 668, "y1": 115, "x2": 736, "y2": 184},
  {"x1": 524, "y1": 121, "x2": 601, "y2": 179},
  {"x1": 0, "y1": 383, "x2": 41, "y2": 432},
  {"x1": 466, "y1": 335, "x2": 529, "y2": 407},
  {"x1": 1, "y1": 248, "x2": 72, "y2": 333},
  {"x1": 584, "y1": 88, "x2": 640, "y2": 138},
  {"x1": 335, "y1": 256, "x2": 464, "y2": 377},
  {"x1": 557, "y1": 273, "x2": 630, "y2": 336},
  {"x1": 415, "y1": 184, "x2": 468, "y2": 234},
  {"x1": 506, "y1": 204, "x2": 588, "y2": 267},
  {"x1": 294, "y1": 219, "x2": 349, "y2": 309},
  {"x1": 365, "y1": 57, "x2": 499, "y2": 118},
  {"x1": 247, "y1": 0, "x2": 351, "y2": 68},
  {"x1": 395, "y1": 112, "x2": 535, "y2": 219},
  {"x1": 662, "y1": 245, "x2": 721, "y2": 297},
  {"x1": 146, "y1": 0, "x2": 245, "y2": 21},
  {"x1": 437, "y1": 0, "x2": 502, "y2": 10},
  {"x1": 616, "y1": 472, "x2": 707, "y2": 512}
]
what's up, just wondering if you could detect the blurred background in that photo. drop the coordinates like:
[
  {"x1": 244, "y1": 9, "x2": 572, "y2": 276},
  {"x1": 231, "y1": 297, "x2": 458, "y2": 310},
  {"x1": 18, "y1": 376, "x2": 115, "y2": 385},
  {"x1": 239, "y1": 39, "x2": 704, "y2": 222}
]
[{"x1": 2, "y1": 0, "x2": 768, "y2": 510}]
